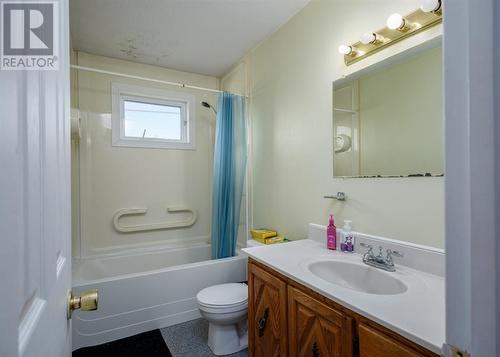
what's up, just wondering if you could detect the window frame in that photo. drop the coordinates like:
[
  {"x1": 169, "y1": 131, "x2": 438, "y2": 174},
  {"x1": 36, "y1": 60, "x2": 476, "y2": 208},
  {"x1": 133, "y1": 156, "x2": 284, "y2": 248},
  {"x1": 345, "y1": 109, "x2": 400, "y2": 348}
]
[{"x1": 111, "y1": 83, "x2": 196, "y2": 150}]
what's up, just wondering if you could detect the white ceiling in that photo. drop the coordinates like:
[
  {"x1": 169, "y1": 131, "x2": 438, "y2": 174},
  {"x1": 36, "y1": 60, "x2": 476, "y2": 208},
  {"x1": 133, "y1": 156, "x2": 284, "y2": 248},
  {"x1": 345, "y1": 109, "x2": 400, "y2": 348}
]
[{"x1": 69, "y1": 0, "x2": 311, "y2": 77}]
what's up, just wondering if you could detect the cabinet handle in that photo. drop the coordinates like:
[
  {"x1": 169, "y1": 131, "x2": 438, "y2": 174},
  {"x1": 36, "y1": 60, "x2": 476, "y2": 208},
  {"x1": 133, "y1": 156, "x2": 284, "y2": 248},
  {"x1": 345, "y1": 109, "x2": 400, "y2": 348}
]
[
  {"x1": 257, "y1": 308, "x2": 269, "y2": 337},
  {"x1": 312, "y1": 341, "x2": 320, "y2": 357}
]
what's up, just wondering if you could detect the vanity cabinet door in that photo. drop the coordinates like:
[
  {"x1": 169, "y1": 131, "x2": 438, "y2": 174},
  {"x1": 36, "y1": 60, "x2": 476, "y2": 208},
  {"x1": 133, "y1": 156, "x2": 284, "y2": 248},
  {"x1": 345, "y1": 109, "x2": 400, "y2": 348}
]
[
  {"x1": 248, "y1": 262, "x2": 288, "y2": 357},
  {"x1": 358, "y1": 323, "x2": 435, "y2": 357},
  {"x1": 288, "y1": 286, "x2": 353, "y2": 357}
]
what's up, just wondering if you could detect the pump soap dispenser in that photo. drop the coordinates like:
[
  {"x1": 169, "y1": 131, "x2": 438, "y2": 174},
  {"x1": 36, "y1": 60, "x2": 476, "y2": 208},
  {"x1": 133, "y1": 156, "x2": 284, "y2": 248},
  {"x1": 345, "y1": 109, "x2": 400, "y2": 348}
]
[{"x1": 341, "y1": 220, "x2": 354, "y2": 252}]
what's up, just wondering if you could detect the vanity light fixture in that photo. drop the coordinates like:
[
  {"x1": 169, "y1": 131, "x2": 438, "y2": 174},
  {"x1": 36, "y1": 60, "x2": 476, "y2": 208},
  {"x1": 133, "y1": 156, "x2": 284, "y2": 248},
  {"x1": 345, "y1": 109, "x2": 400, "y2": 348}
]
[
  {"x1": 340, "y1": 5, "x2": 442, "y2": 66},
  {"x1": 338, "y1": 44, "x2": 354, "y2": 56},
  {"x1": 420, "y1": 0, "x2": 442, "y2": 13}
]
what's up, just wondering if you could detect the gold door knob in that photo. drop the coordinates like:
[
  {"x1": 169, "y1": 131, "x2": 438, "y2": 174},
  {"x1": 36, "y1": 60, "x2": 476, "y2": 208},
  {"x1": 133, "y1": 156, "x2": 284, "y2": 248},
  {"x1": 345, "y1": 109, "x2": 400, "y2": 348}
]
[{"x1": 67, "y1": 289, "x2": 99, "y2": 319}]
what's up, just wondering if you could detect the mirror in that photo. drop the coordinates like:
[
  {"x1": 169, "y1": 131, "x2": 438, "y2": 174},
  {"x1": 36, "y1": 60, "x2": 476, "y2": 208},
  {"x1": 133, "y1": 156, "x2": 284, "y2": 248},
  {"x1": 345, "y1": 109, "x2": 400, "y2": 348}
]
[{"x1": 333, "y1": 44, "x2": 443, "y2": 178}]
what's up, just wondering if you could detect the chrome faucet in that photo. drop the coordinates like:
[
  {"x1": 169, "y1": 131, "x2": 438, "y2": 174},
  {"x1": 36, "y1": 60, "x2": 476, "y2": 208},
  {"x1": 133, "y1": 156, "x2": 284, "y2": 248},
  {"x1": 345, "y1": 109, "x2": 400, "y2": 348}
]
[{"x1": 360, "y1": 243, "x2": 404, "y2": 272}]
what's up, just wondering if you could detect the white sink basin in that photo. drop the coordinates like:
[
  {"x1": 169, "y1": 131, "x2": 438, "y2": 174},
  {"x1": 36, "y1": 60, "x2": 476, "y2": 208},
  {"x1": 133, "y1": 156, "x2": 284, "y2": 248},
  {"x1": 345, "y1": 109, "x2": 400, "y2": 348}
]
[{"x1": 306, "y1": 260, "x2": 408, "y2": 295}]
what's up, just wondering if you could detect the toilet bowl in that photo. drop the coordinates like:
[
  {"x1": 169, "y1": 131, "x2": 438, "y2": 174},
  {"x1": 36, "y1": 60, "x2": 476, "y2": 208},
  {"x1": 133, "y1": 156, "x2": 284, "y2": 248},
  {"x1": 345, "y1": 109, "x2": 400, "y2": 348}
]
[{"x1": 196, "y1": 283, "x2": 248, "y2": 355}]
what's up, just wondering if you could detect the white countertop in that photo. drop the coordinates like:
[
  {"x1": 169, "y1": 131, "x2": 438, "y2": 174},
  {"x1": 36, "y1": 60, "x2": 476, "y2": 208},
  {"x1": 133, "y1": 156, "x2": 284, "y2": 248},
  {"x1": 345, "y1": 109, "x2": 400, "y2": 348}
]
[{"x1": 242, "y1": 239, "x2": 445, "y2": 354}]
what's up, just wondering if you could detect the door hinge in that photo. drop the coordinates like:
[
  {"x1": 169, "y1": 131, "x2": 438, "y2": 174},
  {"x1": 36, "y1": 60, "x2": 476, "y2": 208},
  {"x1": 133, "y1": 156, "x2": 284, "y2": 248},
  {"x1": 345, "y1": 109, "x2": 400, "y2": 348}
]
[{"x1": 442, "y1": 343, "x2": 471, "y2": 357}]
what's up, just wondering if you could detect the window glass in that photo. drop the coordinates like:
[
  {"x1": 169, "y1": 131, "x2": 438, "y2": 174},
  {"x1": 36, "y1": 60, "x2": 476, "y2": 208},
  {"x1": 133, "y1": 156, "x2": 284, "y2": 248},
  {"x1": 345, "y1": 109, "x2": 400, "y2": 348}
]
[{"x1": 123, "y1": 100, "x2": 183, "y2": 140}]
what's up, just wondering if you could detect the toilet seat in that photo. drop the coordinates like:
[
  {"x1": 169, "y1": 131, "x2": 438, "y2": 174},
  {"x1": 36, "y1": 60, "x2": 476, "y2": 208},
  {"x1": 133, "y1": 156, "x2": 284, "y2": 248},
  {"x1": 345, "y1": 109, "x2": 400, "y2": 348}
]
[
  {"x1": 197, "y1": 283, "x2": 248, "y2": 313},
  {"x1": 198, "y1": 301, "x2": 247, "y2": 314}
]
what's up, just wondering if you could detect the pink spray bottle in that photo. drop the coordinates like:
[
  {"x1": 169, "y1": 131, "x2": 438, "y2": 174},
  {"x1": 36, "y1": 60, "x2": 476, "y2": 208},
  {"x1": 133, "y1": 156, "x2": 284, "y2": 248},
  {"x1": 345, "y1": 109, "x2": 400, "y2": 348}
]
[{"x1": 327, "y1": 214, "x2": 337, "y2": 250}]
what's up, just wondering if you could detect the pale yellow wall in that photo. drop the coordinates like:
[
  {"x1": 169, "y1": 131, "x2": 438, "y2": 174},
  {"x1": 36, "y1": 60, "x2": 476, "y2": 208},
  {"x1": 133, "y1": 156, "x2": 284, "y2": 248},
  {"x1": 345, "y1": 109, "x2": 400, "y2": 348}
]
[
  {"x1": 73, "y1": 52, "x2": 219, "y2": 257},
  {"x1": 247, "y1": 0, "x2": 444, "y2": 248},
  {"x1": 221, "y1": 62, "x2": 247, "y2": 96}
]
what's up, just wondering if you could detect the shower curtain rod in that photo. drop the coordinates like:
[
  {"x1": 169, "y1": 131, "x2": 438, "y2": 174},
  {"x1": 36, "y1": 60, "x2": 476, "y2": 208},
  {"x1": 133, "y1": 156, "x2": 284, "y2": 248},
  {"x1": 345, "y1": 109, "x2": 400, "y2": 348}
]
[{"x1": 70, "y1": 65, "x2": 248, "y2": 98}]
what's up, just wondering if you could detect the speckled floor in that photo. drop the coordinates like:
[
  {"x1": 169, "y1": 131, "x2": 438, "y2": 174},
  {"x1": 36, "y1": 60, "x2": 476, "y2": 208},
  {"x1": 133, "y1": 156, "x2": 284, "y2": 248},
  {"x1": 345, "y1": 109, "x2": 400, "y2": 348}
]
[{"x1": 161, "y1": 319, "x2": 248, "y2": 357}]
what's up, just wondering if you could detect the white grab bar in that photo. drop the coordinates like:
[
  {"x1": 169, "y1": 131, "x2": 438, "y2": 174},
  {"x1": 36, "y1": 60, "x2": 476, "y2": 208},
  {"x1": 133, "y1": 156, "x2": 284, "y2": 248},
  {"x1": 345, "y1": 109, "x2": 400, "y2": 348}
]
[{"x1": 112, "y1": 206, "x2": 197, "y2": 233}]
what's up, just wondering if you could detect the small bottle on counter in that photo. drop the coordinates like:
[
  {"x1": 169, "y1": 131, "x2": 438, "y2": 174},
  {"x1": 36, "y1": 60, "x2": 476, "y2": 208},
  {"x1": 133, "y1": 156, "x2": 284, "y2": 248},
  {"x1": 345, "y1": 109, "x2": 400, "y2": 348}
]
[
  {"x1": 327, "y1": 214, "x2": 337, "y2": 250},
  {"x1": 340, "y1": 220, "x2": 354, "y2": 253}
]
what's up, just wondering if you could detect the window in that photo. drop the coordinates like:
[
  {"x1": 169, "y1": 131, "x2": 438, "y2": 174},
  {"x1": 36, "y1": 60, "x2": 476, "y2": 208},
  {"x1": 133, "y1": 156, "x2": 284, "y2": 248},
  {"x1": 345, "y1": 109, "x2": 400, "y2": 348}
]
[{"x1": 112, "y1": 83, "x2": 195, "y2": 149}]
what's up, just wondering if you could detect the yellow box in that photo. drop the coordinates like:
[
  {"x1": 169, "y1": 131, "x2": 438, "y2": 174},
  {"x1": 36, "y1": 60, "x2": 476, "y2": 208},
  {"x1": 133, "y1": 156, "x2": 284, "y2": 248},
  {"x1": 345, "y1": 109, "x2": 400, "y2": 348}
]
[
  {"x1": 250, "y1": 229, "x2": 277, "y2": 243},
  {"x1": 264, "y1": 236, "x2": 285, "y2": 245}
]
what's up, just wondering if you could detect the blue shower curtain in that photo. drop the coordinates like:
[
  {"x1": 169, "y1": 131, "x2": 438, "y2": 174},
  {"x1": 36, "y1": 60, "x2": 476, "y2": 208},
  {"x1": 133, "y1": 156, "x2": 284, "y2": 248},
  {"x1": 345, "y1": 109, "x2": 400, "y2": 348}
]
[{"x1": 211, "y1": 92, "x2": 247, "y2": 259}]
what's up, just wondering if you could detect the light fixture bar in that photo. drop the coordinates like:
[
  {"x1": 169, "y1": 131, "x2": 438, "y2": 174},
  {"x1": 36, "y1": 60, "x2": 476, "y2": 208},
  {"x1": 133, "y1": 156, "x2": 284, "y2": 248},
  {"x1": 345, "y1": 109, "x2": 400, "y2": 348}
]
[{"x1": 342, "y1": 7, "x2": 442, "y2": 66}]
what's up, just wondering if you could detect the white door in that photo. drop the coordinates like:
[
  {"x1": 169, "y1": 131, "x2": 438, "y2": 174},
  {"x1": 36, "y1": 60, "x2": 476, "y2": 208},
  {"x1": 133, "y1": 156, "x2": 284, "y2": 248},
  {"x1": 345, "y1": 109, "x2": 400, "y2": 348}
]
[
  {"x1": 0, "y1": 0, "x2": 73, "y2": 356},
  {"x1": 444, "y1": 0, "x2": 498, "y2": 356}
]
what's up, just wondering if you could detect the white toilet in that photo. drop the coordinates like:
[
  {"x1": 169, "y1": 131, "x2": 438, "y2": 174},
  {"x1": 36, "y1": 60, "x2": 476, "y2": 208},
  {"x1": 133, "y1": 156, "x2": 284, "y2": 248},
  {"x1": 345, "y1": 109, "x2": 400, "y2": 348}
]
[{"x1": 196, "y1": 283, "x2": 248, "y2": 355}]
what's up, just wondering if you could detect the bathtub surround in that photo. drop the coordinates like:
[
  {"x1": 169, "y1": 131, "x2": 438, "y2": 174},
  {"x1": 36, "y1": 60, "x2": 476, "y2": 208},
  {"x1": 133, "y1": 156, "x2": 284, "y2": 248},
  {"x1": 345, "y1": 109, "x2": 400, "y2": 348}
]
[
  {"x1": 224, "y1": 0, "x2": 444, "y2": 248},
  {"x1": 72, "y1": 52, "x2": 219, "y2": 257},
  {"x1": 211, "y1": 93, "x2": 248, "y2": 259}
]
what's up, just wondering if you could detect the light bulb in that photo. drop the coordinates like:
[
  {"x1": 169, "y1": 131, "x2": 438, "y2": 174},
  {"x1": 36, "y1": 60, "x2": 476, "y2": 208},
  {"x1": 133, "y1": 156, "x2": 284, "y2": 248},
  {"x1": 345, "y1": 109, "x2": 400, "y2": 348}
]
[
  {"x1": 387, "y1": 13, "x2": 406, "y2": 30},
  {"x1": 360, "y1": 32, "x2": 377, "y2": 45},
  {"x1": 338, "y1": 45, "x2": 353, "y2": 55},
  {"x1": 420, "y1": 0, "x2": 441, "y2": 13}
]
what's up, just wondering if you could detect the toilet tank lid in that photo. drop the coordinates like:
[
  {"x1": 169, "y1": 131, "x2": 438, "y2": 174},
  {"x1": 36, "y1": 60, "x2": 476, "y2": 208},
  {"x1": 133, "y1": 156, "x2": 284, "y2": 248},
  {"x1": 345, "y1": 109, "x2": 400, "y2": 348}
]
[{"x1": 197, "y1": 283, "x2": 248, "y2": 306}]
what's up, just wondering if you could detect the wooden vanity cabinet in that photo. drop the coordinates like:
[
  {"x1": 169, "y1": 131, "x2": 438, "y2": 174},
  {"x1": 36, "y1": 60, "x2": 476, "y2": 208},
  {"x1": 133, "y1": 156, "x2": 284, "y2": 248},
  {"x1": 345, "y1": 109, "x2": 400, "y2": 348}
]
[
  {"x1": 248, "y1": 260, "x2": 288, "y2": 357},
  {"x1": 358, "y1": 323, "x2": 424, "y2": 357},
  {"x1": 248, "y1": 259, "x2": 439, "y2": 357},
  {"x1": 288, "y1": 286, "x2": 353, "y2": 357}
]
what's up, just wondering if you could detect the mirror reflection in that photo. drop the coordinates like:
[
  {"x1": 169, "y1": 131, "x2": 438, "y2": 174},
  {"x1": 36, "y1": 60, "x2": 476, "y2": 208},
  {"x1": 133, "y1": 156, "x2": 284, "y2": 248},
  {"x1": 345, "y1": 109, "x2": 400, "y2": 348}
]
[{"x1": 333, "y1": 45, "x2": 443, "y2": 178}]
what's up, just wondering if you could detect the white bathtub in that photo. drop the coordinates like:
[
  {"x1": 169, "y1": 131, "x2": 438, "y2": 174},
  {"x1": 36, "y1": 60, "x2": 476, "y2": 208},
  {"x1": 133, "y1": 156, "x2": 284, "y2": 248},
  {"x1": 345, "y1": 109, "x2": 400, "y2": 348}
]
[{"x1": 72, "y1": 243, "x2": 247, "y2": 350}]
